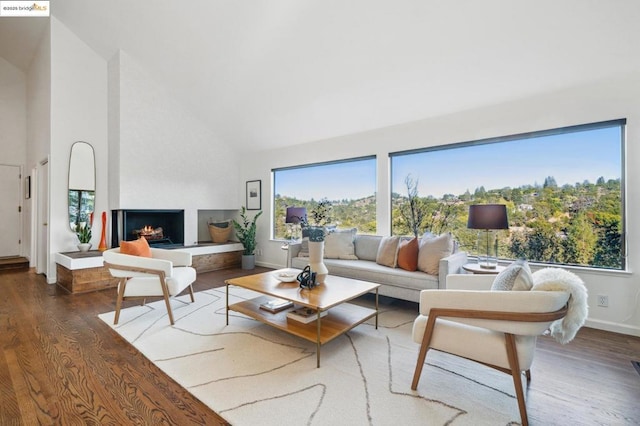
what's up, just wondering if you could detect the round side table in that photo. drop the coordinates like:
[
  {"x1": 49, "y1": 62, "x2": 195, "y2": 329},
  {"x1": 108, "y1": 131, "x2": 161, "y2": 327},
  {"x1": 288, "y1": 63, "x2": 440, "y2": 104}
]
[{"x1": 462, "y1": 263, "x2": 506, "y2": 275}]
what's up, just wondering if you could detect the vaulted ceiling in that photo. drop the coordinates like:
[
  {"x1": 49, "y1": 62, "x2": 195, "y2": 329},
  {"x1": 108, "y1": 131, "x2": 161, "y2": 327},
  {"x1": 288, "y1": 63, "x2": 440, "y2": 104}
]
[{"x1": 2, "y1": 1, "x2": 640, "y2": 152}]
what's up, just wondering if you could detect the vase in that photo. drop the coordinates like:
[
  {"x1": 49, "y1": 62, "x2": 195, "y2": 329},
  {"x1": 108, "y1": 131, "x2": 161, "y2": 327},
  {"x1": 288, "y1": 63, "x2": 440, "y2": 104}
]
[
  {"x1": 77, "y1": 243, "x2": 92, "y2": 252},
  {"x1": 98, "y1": 211, "x2": 108, "y2": 251},
  {"x1": 308, "y1": 241, "x2": 328, "y2": 284}
]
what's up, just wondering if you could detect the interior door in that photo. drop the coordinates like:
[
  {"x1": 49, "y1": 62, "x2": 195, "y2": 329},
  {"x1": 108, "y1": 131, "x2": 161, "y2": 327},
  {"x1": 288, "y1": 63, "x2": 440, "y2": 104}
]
[{"x1": 0, "y1": 164, "x2": 21, "y2": 258}]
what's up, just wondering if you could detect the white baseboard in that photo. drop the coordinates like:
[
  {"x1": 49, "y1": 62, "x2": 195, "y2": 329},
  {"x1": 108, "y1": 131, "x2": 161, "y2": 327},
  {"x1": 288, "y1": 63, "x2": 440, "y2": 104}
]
[
  {"x1": 255, "y1": 261, "x2": 285, "y2": 270},
  {"x1": 584, "y1": 319, "x2": 640, "y2": 337}
]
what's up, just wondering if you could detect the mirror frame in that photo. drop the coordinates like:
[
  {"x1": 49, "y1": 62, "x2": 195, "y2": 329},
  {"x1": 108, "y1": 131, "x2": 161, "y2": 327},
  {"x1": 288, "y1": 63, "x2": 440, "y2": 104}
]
[{"x1": 68, "y1": 141, "x2": 96, "y2": 231}]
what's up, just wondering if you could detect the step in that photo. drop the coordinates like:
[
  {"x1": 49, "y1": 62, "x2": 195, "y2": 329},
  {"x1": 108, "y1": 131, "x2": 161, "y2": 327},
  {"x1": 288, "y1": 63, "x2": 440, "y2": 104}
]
[{"x1": 0, "y1": 257, "x2": 29, "y2": 271}]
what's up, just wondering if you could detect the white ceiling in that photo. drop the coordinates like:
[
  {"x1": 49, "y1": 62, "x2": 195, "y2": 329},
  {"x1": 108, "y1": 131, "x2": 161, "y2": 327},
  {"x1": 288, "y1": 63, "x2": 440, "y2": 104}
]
[{"x1": 3, "y1": 1, "x2": 640, "y2": 152}]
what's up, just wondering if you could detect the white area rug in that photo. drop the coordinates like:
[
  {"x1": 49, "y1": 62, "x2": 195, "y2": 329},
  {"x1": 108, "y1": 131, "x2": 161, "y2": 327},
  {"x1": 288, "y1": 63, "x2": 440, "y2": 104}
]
[{"x1": 98, "y1": 287, "x2": 522, "y2": 425}]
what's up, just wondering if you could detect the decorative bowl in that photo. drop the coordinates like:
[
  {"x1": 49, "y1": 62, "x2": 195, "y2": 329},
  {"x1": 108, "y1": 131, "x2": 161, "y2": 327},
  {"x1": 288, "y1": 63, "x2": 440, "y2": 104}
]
[{"x1": 275, "y1": 270, "x2": 298, "y2": 282}]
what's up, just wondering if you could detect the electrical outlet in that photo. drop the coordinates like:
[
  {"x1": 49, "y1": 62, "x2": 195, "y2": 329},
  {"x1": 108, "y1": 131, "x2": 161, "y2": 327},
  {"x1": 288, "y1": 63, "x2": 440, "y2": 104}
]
[
  {"x1": 597, "y1": 295, "x2": 609, "y2": 307},
  {"x1": 255, "y1": 248, "x2": 262, "y2": 256}
]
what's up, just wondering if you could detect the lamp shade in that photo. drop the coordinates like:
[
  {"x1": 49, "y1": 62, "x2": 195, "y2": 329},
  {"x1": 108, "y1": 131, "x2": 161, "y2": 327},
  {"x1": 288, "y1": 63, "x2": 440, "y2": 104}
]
[
  {"x1": 467, "y1": 204, "x2": 509, "y2": 230},
  {"x1": 285, "y1": 207, "x2": 307, "y2": 224}
]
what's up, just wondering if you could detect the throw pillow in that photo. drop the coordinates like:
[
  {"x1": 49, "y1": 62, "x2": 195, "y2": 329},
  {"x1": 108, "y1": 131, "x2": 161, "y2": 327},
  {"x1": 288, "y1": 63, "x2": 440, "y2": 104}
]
[
  {"x1": 120, "y1": 237, "x2": 152, "y2": 257},
  {"x1": 324, "y1": 228, "x2": 358, "y2": 260},
  {"x1": 297, "y1": 237, "x2": 310, "y2": 257},
  {"x1": 417, "y1": 233, "x2": 453, "y2": 275},
  {"x1": 397, "y1": 237, "x2": 419, "y2": 271},
  {"x1": 376, "y1": 236, "x2": 400, "y2": 268},
  {"x1": 491, "y1": 259, "x2": 533, "y2": 291}
]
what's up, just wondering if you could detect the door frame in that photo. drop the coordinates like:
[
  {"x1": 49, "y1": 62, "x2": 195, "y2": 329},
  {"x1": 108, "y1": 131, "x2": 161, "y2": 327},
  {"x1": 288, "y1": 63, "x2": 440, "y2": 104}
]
[{"x1": 34, "y1": 158, "x2": 49, "y2": 276}]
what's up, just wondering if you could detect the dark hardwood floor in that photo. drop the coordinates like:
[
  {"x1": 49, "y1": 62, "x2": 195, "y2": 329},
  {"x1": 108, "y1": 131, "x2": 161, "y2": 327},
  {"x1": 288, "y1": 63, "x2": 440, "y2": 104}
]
[{"x1": 1, "y1": 266, "x2": 639, "y2": 425}]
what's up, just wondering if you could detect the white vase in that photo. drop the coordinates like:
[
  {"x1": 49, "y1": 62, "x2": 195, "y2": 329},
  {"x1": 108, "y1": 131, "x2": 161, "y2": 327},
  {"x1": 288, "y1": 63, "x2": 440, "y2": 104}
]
[
  {"x1": 308, "y1": 241, "x2": 328, "y2": 284},
  {"x1": 77, "y1": 243, "x2": 92, "y2": 252}
]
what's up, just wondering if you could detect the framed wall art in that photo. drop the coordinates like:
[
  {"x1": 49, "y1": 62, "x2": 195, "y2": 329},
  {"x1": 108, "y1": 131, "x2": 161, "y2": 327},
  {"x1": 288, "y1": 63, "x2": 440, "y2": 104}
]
[{"x1": 246, "y1": 180, "x2": 261, "y2": 210}]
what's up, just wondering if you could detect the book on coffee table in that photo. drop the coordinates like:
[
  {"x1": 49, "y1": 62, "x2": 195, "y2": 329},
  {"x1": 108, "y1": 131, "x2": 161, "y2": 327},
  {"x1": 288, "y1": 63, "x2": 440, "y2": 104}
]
[
  {"x1": 286, "y1": 307, "x2": 328, "y2": 324},
  {"x1": 259, "y1": 299, "x2": 294, "y2": 313}
]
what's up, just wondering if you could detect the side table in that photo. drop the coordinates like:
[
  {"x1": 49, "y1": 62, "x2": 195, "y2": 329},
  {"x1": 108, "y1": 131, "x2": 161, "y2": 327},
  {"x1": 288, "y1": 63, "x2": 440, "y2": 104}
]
[{"x1": 462, "y1": 263, "x2": 506, "y2": 275}]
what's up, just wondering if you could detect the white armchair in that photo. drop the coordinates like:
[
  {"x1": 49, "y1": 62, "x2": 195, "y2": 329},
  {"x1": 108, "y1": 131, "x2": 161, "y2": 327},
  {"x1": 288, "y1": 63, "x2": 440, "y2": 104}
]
[
  {"x1": 103, "y1": 247, "x2": 196, "y2": 325},
  {"x1": 411, "y1": 273, "x2": 572, "y2": 426}
]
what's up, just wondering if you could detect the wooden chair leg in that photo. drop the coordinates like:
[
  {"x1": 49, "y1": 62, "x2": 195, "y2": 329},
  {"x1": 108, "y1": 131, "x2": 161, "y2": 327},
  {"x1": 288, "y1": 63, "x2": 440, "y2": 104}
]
[
  {"x1": 411, "y1": 315, "x2": 437, "y2": 390},
  {"x1": 113, "y1": 278, "x2": 127, "y2": 325},
  {"x1": 505, "y1": 333, "x2": 528, "y2": 426},
  {"x1": 188, "y1": 284, "x2": 195, "y2": 303},
  {"x1": 160, "y1": 281, "x2": 175, "y2": 325}
]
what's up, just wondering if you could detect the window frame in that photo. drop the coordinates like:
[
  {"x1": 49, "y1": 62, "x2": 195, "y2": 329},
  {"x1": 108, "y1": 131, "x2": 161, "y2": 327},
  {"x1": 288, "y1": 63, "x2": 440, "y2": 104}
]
[
  {"x1": 389, "y1": 119, "x2": 627, "y2": 271},
  {"x1": 272, "y1": 155, "x2": 378, "y2": 240}
]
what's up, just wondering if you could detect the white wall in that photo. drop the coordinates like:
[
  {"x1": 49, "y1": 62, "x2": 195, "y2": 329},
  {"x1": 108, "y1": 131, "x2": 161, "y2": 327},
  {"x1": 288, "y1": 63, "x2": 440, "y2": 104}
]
[
  {"x1": 109, "y1": 51, "x2": 240, "y2": 245},
  {"x1": 26, "y1": 22, "x2": 50, "y2": 271},
  {"x1": 243, "y1": 72, "x2": 640, "y2": 337},
  {"x1": 0, "y1": 57, "x2": 26, "y2": 163},
  {"x1": 0, "y1": 57, "x2": 27, "y2": 257},
  {"x1": 48, "y1": 17, "x2": 108, "y2": 282}
]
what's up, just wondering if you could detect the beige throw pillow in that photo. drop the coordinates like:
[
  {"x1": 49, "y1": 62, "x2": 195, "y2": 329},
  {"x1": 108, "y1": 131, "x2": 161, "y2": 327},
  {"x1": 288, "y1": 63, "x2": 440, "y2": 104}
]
[
  {"x1": 376, "y1": 236, "x2": 400, "y2": 267},
  {"x1": 417, "y1": 233, "x2": 453, "y2": 275},
  {"x1": 324, "y1": 228, "x2": 358, "y2": 260},
  {"x1": 491, "y1": 259, "x2": 533, "y2": 291}
]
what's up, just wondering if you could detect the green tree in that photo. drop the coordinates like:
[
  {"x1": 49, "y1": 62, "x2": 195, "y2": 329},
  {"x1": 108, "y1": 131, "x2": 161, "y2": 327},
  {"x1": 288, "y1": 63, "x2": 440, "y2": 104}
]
[
  {"x1": 592, "y1": 213, "x2": 622, "y2": 268},
  {"x1": 398, "y1": 175, "x2": 428, "y2": 237},
  {"x1": 474, "y1": 186, "x2": 486, "y2": 198},
  {"x1": 510, "y1": 219, "x2": 564, "y2": 263},
  {"x1": 563, "y1": 213, "x2": 597, "y2": 265},
  {"x1": 543, "y1": 176, "x2": 557, "y2": 188}
]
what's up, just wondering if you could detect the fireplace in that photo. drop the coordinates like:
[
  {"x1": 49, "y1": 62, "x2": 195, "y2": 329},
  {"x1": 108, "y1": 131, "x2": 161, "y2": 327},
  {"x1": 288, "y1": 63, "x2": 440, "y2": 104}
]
[{"x1": 111, "y1": 210, "x2": 185, "y2": 248}]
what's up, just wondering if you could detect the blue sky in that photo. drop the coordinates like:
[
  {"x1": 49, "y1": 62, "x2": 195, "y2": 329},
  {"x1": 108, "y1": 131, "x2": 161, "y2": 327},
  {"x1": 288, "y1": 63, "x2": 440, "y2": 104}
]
[
  {"x1": 275, "y1": 126, "x2": 622, "y2": 201},
  {"x1": 393, "y1": 126, "x2": 622, "y2": 198},
  {"x1": 276, "y1": 158, "x2": 377, "y2": 200}
]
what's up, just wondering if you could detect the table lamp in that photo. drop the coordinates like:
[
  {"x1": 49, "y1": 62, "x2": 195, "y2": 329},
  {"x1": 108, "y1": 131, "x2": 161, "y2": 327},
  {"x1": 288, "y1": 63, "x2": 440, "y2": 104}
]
[
  {"x1": 285, "y1": 207, "x2": 307, "y2": 242},
  {"x1": 467, "y1": 204, "x2": 509, "y2": 269}
]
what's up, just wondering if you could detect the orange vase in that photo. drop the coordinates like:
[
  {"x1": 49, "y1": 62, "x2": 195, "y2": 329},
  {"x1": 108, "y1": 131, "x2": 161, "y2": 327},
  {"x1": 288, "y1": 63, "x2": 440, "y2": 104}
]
[{"x1": 98, "y1": 211, "x2": 108, "y2": 251}]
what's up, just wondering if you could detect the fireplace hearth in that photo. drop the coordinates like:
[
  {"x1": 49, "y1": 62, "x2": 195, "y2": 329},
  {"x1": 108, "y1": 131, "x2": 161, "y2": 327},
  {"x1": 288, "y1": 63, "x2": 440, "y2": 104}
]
[{"x1": 111, "y1": 210, "x2": 185, "y2": 248}]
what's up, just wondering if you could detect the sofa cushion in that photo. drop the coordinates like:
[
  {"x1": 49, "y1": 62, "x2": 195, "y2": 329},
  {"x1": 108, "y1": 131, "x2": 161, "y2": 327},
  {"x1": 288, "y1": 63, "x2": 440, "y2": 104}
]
[
  {"x1": 354, "y1": 235, "x2": 382, "y2": 261},
  {"x1": 324, "y1": 228, "x2": 358, "y2": 260},
  {"x1": 296, "y1": 237, "x2": 310, "y2": 257},
  {"x1": 291, "y1": 257, "x2": 439, "y2": 292},
  {"x1": 397, "y1": 237, "x2": 419, "y2": 271},
  {"x1": 376, "y1": 236, "x2": 400, "y2": 267},
  {"x1": 417, "y1": 233, "x2": 453, "y2": 275},
  {"x1": 491, "y1": 259, "x2": 533, "y2": 291}
]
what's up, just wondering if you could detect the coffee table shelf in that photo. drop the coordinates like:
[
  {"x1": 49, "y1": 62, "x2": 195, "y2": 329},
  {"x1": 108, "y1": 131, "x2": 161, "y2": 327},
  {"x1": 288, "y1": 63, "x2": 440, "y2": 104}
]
[
  {"x1": 225, "y1": 270, "x2": 380, "y2": 367},
  {"x1": 229, "y1": 295, "x2": 377, "y2": 345}
]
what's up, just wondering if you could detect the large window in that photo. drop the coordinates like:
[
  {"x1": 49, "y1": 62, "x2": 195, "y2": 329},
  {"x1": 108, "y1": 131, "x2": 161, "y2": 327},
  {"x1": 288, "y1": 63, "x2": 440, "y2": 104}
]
[
  {"x1": 273, "y1": 157, "x2": 377, "y2": 239},
  {"x1": 390, "y1": 120, "x2": 625, "y2": 270}
]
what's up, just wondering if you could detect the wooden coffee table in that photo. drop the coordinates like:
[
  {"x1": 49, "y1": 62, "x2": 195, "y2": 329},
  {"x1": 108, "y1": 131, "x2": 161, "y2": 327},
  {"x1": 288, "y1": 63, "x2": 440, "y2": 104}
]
[{"x1": 225, "y1": 269, "x2": 380, "y2": 367}]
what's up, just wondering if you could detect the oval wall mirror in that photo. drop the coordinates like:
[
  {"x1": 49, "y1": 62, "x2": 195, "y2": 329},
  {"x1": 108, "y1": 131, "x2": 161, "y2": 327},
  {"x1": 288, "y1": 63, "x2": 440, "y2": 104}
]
[{"x1": 68, "y1": 141, "x2": 96, "y2": 231}]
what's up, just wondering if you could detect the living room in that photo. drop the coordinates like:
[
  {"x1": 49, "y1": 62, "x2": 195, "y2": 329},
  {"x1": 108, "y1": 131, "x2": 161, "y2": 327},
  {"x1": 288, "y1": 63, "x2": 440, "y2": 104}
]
[{"x1": 1, "y1": 1, "x2": 639, "y2": 423}]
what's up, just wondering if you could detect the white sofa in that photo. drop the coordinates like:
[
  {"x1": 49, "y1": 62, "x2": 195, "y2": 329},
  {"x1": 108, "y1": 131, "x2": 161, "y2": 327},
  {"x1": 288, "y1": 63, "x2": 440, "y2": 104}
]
[{"x1": 287, "y1": 234, "x2": 468, "y2": 303}]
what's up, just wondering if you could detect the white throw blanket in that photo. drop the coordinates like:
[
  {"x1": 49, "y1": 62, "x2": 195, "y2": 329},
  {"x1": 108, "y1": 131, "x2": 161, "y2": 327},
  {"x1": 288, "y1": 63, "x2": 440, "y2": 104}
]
[{"x1": 532, "y1": 267, "x2": 588, "y2": 344}]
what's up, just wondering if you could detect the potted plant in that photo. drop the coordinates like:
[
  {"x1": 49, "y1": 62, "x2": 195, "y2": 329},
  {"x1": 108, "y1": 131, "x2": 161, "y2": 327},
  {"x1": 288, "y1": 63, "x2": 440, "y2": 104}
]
[
  {"x1": 76, "y1": 222, "x2": 92, "y2": 252},
  {"x1": 301, "y1": 198, "x2": 333, "y2": 241},
  {"x1": 232, "y1": 206, "x2": 263, "y2": 269}
]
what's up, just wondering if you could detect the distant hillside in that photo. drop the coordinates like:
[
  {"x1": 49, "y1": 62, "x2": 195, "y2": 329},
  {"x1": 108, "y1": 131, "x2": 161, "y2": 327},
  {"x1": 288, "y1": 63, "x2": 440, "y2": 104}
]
[{"x1": 275, "y1": 176, "x2": 622, "y2": 269}]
